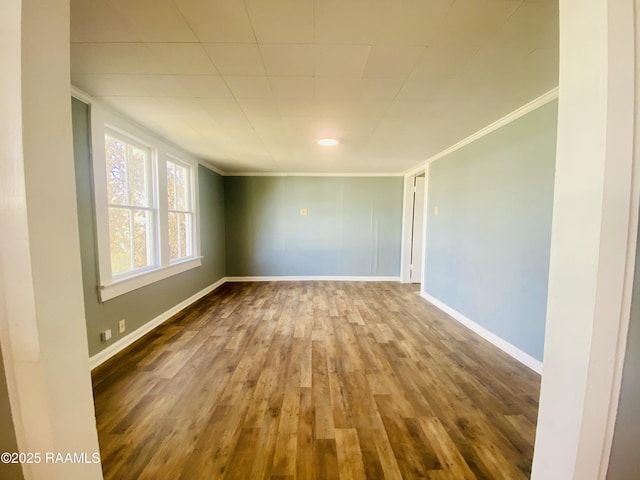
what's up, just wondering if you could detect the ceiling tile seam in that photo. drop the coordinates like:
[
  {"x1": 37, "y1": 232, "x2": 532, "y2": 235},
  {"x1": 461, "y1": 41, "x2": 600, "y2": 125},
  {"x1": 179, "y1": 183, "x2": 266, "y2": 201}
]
[
  {"x1": 312, "y1": 0, "x2": 316, "y2": 44},
  {"x1": 170, "y1": 0, "x2": 202, "y2": 43},
  {"x1": 225, "y1": 23, "x2": 280, "y2": 154},
  {"x1": 240, "y1": 0, "x2": 259, "y2": 44},
  {"x1": 429, "y1": 0, "x2": 459, "y2": 42},
  {"x1": 390, "y1": 45, "x2": 429, "y2": 102},
  {"x1": 216, "y1": 74, "x2": 277, "y2": 164},
  {"x1": 485, "y1": 0, "x2": 528, "y2": 46},
  {"x1": 442, "y1": 46, "x2": 483, "y2": 90},
  {"x1": 72, "y1": 84, "x2": 219, "y2": 170},
  {"x1": 103, "y1": 0, "x2": 144, "y2": 43}
]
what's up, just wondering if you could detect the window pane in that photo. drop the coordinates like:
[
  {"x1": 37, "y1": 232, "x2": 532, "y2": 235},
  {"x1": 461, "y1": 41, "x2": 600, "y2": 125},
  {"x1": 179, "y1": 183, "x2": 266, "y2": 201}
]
[
  {"x1": 168, "y1": 211, "x2": 178, "y2": 260},
  {"x1": 128, "y1": 145, "x2": 150, "y2": 208},
  {"x1": 167, "y1": 161, "x2": 176, "y2": 210},
  {"x1": 105, "y1": 135, "x2": 128, "y2": 206},
  {"x1": 179, "y1": 213, "x2": 188, "y2": 258},
  {"x1": 109, "y1": 207, "x2": 132, "y2": 275},
  {"x1": 133, "y1": 209, "x2": 152, "y2": 269},
  {"x1": 175, "y1": 164, "x2": 189, "y2": 211}
]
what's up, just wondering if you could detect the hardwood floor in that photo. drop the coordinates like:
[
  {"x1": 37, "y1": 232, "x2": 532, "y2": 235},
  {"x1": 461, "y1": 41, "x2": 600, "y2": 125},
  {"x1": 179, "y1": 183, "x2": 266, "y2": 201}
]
[{"x1": 92, "y1": 281, "x2": 541, "y2": 480}]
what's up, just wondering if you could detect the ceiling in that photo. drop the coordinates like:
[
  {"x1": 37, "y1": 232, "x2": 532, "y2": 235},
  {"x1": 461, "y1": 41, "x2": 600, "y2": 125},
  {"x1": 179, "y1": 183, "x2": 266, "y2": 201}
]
[{"x1": 70, "y1": 0, "x2": 558, "y2": 174}]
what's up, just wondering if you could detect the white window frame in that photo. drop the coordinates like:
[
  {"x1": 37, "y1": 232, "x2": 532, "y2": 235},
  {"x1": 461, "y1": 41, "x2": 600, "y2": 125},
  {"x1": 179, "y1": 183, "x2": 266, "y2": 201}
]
[{"x1": 91, "y1": 103, "x2": 201, "y2": 302}]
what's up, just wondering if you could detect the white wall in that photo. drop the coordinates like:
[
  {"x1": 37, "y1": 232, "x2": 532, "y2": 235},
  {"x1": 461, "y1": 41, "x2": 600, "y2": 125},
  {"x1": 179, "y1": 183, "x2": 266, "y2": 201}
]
[
  {"x1": 532, "y1": 0, "x2": 638, "y2": 478},
  {"x1": 0, "y1": 0, "x2": 102, "y2": 478}
]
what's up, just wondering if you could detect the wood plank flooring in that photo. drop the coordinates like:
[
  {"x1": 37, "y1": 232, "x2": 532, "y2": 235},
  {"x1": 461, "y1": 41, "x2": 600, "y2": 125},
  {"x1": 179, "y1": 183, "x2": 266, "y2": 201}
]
[{"x1": 92, "y1": 281, "x2": 541, "y2": 480}]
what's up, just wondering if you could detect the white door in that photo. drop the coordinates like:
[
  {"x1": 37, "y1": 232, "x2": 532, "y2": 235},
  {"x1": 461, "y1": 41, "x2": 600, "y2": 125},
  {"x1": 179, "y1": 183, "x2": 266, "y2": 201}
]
[{"x1": 410, "y1": 176, "x2": 425, "y2": 283}]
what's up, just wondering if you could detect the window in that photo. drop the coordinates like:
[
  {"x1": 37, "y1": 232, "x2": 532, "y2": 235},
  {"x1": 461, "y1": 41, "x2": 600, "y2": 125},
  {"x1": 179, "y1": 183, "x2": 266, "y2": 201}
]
[
  {"x1": 166, "y1": 159, "x2": 193, "y2": 262},
  {"x1": 105, "y1": 131, "x2": 156, "y2": 276},
  {"x1": 91, "y1": 105, "x2": 201, "y2": 302}
]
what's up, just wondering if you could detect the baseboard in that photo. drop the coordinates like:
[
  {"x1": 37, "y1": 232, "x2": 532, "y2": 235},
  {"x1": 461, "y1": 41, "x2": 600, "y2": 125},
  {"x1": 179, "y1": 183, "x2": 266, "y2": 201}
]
[
  {"x1": 420, "y1": 292, "x2": 543, "y2": 374},
  {"x1": 225, "y1": 275, "x2": 400, "y2": 282},
  {"x1": 89, "y1": 277, "x2": 227, "y2": 370}
]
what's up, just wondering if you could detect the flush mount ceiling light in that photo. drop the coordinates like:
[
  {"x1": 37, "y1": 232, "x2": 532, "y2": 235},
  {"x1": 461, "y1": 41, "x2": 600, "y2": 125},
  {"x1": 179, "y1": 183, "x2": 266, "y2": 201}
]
[{"x1": 317, "y1": 138, "x2": 339, "y2": 147}]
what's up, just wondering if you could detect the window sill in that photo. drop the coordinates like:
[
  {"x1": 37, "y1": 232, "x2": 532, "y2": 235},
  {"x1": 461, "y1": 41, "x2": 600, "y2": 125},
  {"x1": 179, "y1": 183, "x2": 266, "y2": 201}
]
[{"x1": 99, "y1": 257, "x2": 202, "y2": 302}]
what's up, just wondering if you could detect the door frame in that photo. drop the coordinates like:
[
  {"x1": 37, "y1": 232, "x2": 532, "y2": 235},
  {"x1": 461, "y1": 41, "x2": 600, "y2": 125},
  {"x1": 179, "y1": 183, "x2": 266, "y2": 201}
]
[{"x1": 400, "y1": 169, "x2": 428, "y2": 284}]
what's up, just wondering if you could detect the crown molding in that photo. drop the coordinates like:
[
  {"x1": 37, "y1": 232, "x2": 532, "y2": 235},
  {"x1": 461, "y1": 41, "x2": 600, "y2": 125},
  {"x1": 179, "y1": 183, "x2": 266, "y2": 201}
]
[{"x1": 403, "y1": 87, "x2": 560, "y2": 178}]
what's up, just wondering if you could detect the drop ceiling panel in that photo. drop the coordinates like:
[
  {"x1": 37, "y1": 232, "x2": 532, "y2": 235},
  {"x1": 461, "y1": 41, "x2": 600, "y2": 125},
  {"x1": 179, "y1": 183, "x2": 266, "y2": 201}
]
[
  {"x1": 373, "y1": 0, "x2": 455, "y2": 45},
  {"x1": 315, "y1": 78, "x2": 361, "y2": 101},
  {"x1": 359, "y1": 78, "x2": 404, "y2": 101},
  {"x1": 395, "y1": 46, "x2": 478, "y2": 101},
  {"x1": 432, "y1": 0, "x2": 523, "y2": 47},
  {"x1": 203, "y1": 44, "x2": 266, "y2": 75},
  {"x1": 173, "y1": 0, "x2": 256, "y2": 43},
  {"x1": 74, "y1": 74, "x2": 191, "y2": 97},
  {"x1": 362, "y1": 45, "x2": 426, "y2": 79},
  {"x1": 224, "y1": 76, "x2": 274, "y2": 99},
  {"x1": 277, "y1": 100, "x2": 315, "y2": 118},
  {"x1": 174, "y1": 75, "x2": 233, "y2": 98},
  {"x1": 313, "y1": 0, "x2": 384, "y2": 44},
  {"x1": 198, "y1": 98, "x2": 254, "y2": 129},
  {"x1": 314, "y1": 45, "x2": 371, "y2": 78},
  {"x1": 71, "y1": 0, "x2": 139, "y2": 43},
  {"x1": 488, "y1": 1, "x2": 559, "y2": 49},
  {"x1": 270, "y1": 77, "x2": 315, "y2": 100},
  {"x1": 146, "y1": 44, "x2": 218, "y2": 74},
  {"x1": 71, "y1": 43, "x2": 164, "y2": 74},
  {"x1": 245, "y1": 0, "x2": 314, "y2": 44},
  {"x1": 236, "y1": 99, "x2": 282, "y2": 122},
  {"x1": 107, "y1": 0, "x2": 197, "y2": 42},
  {"x1": 71, "y1": 0, "x2": 559, "y2": 173},
  {"x1": 260, "y1": 45, "x2": 315, "y2": 76}
]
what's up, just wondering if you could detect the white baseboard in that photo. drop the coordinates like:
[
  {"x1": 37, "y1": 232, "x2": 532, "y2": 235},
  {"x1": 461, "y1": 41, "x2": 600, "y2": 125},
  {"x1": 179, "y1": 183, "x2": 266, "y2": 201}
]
[
  {"x1": 89, "y1": 277, "x2": 227, "y2": 370},
  {"x1": 420, "y1": 292, "x2": 543, "y2": 374},
  {"x1": 225, "y1": 275, "x2": 400, "y2": 282}
]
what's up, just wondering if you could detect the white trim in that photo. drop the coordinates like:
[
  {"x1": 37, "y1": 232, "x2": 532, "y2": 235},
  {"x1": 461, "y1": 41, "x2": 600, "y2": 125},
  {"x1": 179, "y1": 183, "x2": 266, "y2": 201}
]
[
  {"x1": 403, "y1": 88, "x2": 559, "y2": 177},
  {"x1": 223, "y1": 172, "x2": 403, "y2": 177},
  {"x1": 420, "y1": 292, "x2": 543, "y2": 374},
  {"x1": 90, "y1": 277, "x2": 226, "y2": 370},
  {"x1": 100, "y1": 257, "x2": 202, "y2": 302},
  {"x1": 225, "y1": 276, "x2": 400, "y2": 282},
  {"x1": 198, "y1": 159, "x2": 225, "y2": 176},
  {"x1": 70, "y1": 85, "x2": 93, "y2": 105}
]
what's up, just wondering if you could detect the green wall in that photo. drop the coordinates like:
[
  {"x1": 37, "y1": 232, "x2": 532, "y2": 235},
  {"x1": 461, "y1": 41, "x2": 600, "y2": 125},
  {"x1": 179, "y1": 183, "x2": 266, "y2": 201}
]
[
  {"x1": 425, "y1": 100, "x2": 558, "y2": 361},
  {"x1": 71, "y1": 98, "x2": 226, "y2": 356},
  {"x1": 224, "y1": 176, "x2": 403, "y2": 277}
]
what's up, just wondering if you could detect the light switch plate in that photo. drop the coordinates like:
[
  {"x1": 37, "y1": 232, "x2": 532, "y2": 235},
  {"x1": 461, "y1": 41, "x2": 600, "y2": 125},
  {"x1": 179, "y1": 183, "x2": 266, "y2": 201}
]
[{"x1": 300, "y1": 208, "x2": 308, "y2": 216}]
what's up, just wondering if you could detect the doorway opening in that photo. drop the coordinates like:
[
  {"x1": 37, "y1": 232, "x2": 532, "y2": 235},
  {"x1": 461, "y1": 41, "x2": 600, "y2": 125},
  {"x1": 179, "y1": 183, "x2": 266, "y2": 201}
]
[
  {"x1": 401, "y1": 171, "x2": 427, "y2": 286},
  {"x1": 409, "y1": 174, "x2": 426, "y2": 284}
]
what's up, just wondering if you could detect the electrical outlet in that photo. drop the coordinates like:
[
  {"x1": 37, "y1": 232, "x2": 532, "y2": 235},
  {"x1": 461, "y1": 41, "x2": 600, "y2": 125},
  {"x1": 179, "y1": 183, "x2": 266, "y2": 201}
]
[
  {"x1": 118, "y1": 319, "x2": 126, "y2": 334},
  {"x1": 434, "y1": 206, "x2": 439, "y2": 216},
  {"x1": 100, "y1": 329, "x2": 112, "y2": 342}
]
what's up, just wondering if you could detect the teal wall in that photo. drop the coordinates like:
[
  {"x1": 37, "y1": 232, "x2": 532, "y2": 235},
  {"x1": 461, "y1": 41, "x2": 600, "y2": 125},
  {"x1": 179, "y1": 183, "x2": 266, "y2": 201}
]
[
  {"x1": 72, "y1": 98, "x2": 226, "y2": 356},
  {"x1": 425, "y1": 100, "x2": 558, "y2": 361},
  {"x1": 224, "y1": 176, "x2": 403, "y2": 277}
]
